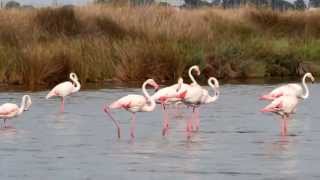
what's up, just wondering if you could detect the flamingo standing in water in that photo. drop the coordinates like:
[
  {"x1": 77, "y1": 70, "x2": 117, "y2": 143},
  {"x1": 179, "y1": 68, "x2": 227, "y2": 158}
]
[
  {"x1": 181, "y1": 77, "x2": 220, "y2": 132},
  {"x1": 0, "y1": 95, "x2": 32, "y2": 128},
  {"x1": 46, "y1": 72, "x2": 81, "y2": 112},
  {"x1": 194, "y1": 77, "x2": 220, "y2": 130},
  {"x1": 151, "y1": 65, "x2": 201, "y2": 135},
  {"x1": 261, "y1": 95, "x2": 299, "y2": 136},
  {"x1": 151, "y1": 78, "x2": 184, "y2": 135},
  {"x1": 260, "y1": 72, "x2": 314, "y2": 100},
  {"x1": 103, "y1": 79, "x2": 160, "y2": 139}
]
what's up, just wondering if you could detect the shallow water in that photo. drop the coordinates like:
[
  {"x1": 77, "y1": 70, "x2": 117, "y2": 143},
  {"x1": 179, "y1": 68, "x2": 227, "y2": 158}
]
[{"x1": 0, "y1": 83, "x2": 320, "y2": 180}]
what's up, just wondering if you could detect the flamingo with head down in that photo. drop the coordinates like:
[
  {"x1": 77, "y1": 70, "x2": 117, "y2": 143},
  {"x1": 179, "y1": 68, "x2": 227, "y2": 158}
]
[
  {"x1": 46, "y1": 72, "x2": 81, "y2": 113},
  {"x1": 0, "y1": 95, "x2": 32, "y2": 128},
  {"x1": 103, "y1": 79, "x2": 160, "y2": 139},
  {"x1": 260, "y1": 72, "x2": 314, "y2": 100}
]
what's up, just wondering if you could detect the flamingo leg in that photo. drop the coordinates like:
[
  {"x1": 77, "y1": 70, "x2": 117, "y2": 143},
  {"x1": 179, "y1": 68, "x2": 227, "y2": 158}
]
[
  {"x1": 103, "y1": 106, "x2": 121, "y2": 138},
  {"x1": 60, "y1": 97, "x2": 65, "y2": 113},
  {"x1": 161, "y1": 103, "x2": 169, "y2": 136},
  {"x1": 187, "y1": 107, "x2": 195, "y2": 132},
  {"x1": 280, "y1": 116, "x2": 287, "y2": 136},
  {"x1": 284, "y1": 115, "x2": 288, "y2": 135},
  {"x1": 130, "y1": 113, "x2": 136, "y2": 138},
  {"x1": 3, "y1": 119, "x2": 6, "y2": 128},
  {"x1": 194, "y1": 107, "x2": 200, "y2": 131}
]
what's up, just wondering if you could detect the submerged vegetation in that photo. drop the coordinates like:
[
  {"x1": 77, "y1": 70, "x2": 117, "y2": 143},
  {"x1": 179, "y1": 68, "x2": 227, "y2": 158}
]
[{"x1": 0, "y1": 5, "x2": 320, "y2": 90}]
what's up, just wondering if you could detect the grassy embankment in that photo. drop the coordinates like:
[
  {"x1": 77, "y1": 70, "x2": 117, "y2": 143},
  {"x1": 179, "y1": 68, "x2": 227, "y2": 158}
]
[{"x1": 0, "y1": 5, "x2": 320, "y2": 90}]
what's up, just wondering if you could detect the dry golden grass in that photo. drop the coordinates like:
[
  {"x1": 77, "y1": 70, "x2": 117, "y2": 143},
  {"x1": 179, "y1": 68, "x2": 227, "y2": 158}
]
[{"x1": 0, "y1": 5, "x2": 320, "y2": 90}]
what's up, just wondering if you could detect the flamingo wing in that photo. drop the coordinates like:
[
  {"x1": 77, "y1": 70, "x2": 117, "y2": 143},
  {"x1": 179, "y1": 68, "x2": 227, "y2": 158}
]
[
  {"x1": 261, "y1": 96, "x2": 298, "y2": 114},
  {"x1": 182, "y1": 85, "x2": 203, "y2": 105},
  {"x1": 260, "y1": 83, "x2": 302, "y2": 100}
]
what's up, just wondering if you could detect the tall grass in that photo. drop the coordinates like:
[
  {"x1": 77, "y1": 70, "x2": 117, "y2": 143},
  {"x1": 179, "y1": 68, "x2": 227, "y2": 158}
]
[{"x1": 0, "y1": 5, "x2": 320, "y2": 90}]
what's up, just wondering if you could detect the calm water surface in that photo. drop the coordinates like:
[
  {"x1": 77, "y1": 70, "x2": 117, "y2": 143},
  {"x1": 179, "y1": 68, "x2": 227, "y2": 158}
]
[{"x1": 0, "y1": 83, "x2": 320, "y2": 180}]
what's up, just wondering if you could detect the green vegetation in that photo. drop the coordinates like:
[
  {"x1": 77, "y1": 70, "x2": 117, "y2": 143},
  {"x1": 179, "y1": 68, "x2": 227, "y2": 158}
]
[{"x1": 0, "y1": 5, "x2": 319, "y2": 90}]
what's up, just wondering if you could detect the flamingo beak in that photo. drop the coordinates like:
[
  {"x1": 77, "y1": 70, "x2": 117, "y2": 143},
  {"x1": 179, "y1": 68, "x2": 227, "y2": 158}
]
[{"x1": 154, "y1": 84, "x2": 160, "y2": 92}]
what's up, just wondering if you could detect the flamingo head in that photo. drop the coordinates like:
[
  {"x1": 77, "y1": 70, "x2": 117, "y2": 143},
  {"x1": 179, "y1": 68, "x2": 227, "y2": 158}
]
[
  {"x1": 306, "y1": 72, "x2": 315, "y2": 83},
  {"x1": 195, "y1": 65, "x2": 201, "y2": 76},
  {"x1": 24, "y1": 95, "x2": 32, "y2": 111},
  {"x1": 70, "y1": 72, "x2": 79, "y2": 81},
  {"x1": 147, "y1": 79, "x2": 159, "y2": 90},
  {"x1": 189, "y1": 65, "x2": 201, "y2": 76}
]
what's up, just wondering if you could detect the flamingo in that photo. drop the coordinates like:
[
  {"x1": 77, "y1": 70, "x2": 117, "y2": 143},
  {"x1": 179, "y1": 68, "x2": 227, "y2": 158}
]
[
  {"x1": 178, "y1": 76, "x2": 220, "y2": 133},
  {"x1": 150, "y1": 65, "x2": 201, "y2": 135},
  {"x1": 103, "y1": 79, "x2": 160, "y2": 139},
  {"x1": 260, "y1": 72, "x2": 314, "y2": 100},
  {"x1": 179, "y1": 82, "x2": 203, "y2": 133},
  {"x1": 151, "y1": 78, "x2": 185, "y2": 135},
  {"x1": 260, "y1": 95, "x2": 299, "y2": 136},
  {"x1": 0, "y1": 95, "x2": 32, "y2": 128},
  {"x1": 46, "y1": 72, "x2": 81, "y2": 112},
  {"x1": 193, "y1": 77, "x2": 220, "y2": 130}
]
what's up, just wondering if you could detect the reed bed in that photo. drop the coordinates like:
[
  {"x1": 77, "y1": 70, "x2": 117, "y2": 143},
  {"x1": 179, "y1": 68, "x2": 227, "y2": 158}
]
[{"x1": 0, "y1": 5, "x2": 319, "y2": 90}]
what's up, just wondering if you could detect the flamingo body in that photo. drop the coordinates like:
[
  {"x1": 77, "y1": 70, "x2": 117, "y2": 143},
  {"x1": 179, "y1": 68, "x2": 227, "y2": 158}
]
[
  {"x1": 110, "y1": 94, "x2": 151, "y2": 113},
  {"x1": 0, "y1": 103, "x2": 21, "y2": 119},
  {"x1": 46, "y1": 81, "x2": 75, "y2": 99},
  {"x1": 261, "y1": 95, "x2": 298, "y2": 116},
  {"x1": 260, "y1": 73, "x2": 314, "y2": 100}
]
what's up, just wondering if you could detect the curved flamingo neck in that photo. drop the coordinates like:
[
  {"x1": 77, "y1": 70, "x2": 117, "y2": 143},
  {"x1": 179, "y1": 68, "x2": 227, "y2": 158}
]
[
  {"x1": 142, "y1": 80, "x2": 156, "y2": 112},
  {"x1": 188, "y1": 66, "x2": 199, "y2": 85},
  {"x1": 70, "y1": 75, "x2": 81, "y2": 93},
  {"x1": 18, "y1": 95, "x2": 28, "y2": 115},
  {"x1": 301, "y1": 74, "x2": 309, "y2": 99},
  {"x1": 206, "y1": 77, "x2": 220, "y2": 103}
]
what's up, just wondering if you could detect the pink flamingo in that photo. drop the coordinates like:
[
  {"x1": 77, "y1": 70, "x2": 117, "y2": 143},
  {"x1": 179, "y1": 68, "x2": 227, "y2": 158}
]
[
  {"x1": 260, "y1": 73, "x2": 314, "y2": 100},
  {"x1": 151, "y1": 78, "x2": 184, "y2": 135},
  {"x1": 194, "y1": 77, "x2": 220, "y2": 130},
  {"x1": 179, "y1": 81, "x2": 203, "y2": 133},
  {"x1": 46, "y1": 72, "x2": 81, "y2": 112},
  {"x1": 103, "y1": 79, "x2": 159, "y2": 139},
  {"x1": 0, "y1": 95, "x2": 32, "y2": 128},
  {"x1": 261, "y1": 95, "x2": 299, "y2": 136},
  {"x1": 151, "y1": 65, "x2": 200, "y2": 135}
]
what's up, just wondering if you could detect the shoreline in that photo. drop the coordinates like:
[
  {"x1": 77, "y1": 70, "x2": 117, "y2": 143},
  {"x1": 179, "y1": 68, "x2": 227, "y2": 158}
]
[{"x1": 0, "y1": 77, "x2": 315, "y2": 92}]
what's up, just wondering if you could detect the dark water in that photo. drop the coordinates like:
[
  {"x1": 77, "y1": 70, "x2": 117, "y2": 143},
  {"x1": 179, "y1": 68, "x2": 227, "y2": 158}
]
[{"x1": 0, "y1": 83, "x2": 320, "y2": 180}]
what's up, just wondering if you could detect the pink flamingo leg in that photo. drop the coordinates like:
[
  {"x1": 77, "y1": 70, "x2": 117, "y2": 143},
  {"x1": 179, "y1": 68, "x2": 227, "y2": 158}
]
[
  {"x1": 280, "y1": 116, "x2": 287, "y2": 136},
  {"x1": 130, "y1": 113, "x2": 136, "y2": 138},
  {"x1": 60, "y1": 97, "x2": 65, "y2": 113},
  {"x1": 161, "y1": 103, "x2": 169, "y2": 136},
  {"x1": 284, "y1": 116, "x2": 288, "y2": 135},
  {"x1": 186, "y1": 107, "x2": 195, "y2": 132},
  {"x1": 103, "y1": 106, "x2": 121, "y2": 138},
  {"x1": 193, "y1": 107, "x2": 200, "y2": 131},
  {"x1": 3, "y1": 119, "x2": 6, "y2": 128}
]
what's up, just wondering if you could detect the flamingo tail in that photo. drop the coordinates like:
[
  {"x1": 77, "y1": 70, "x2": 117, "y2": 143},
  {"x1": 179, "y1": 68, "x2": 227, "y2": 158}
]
[
  {"x1": 103, "y1": 105, "x2": 121, "y2": 138},
  {"x1": 46, "y1": 89, "x2": 56, "y2": 99}
]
